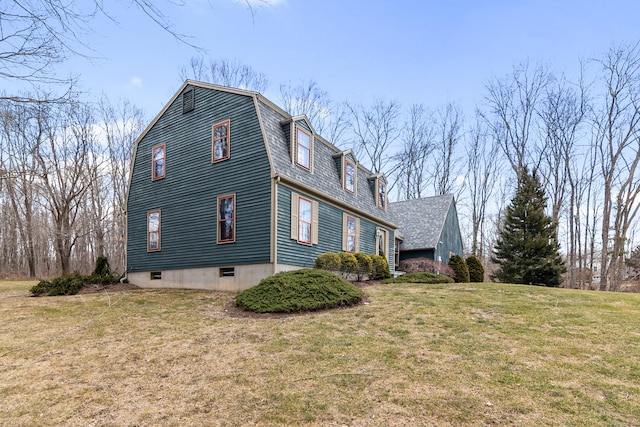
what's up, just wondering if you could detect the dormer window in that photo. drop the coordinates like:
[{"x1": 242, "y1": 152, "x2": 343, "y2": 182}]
[
  {"x1": 378, "y1": 181, "x2": 387, "y2": 210},
  {"x1": 296, "y1": 127, "x2": 311, "y2": 170},
  {"x1": 345, "y1": 160, "x2": 356, "y2": 193}
]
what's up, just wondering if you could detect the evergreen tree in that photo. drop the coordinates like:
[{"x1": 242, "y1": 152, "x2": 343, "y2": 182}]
[
  {"x1": 448, "y1": 254, "x2": 470, "y2": 283},
  {"x1": 466, "y1": 255, "x2": 485, "y2": 282},
  {"x1": 491, "y1": 169, "x2": 566, "y2": 287}
]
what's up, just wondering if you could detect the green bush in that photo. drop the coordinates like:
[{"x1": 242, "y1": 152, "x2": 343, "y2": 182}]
[
  {"x1": 466, "y1": 255, "x2": 485, "y2": 282},
  {"x1": 354, "y1": 252, "x2": 373, "y2": 281},
  {"x1": 315, "y1": 252, "x2": 341, "y2": 271},
  {"x1": 337, "y1": 252, "x2": 358, "y2": 278},
  {"x1": 382, "y1": 272, "x2": 454, "y2": 284},
  {"x1": 371, "y1": 254, "x2": 391, "y2": 280},
  {"x1": 235, "y1": 269, "x2": 363, "y2": 313},
  {"x1": 448, "y1": 254, "x2": 470, "y2": 283},
  {"x1": 30, "y1": 272, "x2": 86, "y2": 296},
  {"x1": 30, "y1": 256, "x2": 121, "y2": 296}
]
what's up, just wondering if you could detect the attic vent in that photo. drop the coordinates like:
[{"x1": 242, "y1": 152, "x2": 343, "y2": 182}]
[{"x1": 182, "y1": 88, "x2": 194, "y2": 113}]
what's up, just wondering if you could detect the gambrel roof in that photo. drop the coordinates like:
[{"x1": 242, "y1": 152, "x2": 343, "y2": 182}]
[{"x1": 389, "y1": 195, "x2": 455, "y2": 250}]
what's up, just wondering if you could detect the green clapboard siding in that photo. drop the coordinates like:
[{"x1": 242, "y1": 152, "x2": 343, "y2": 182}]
[
  {"x1": 276, "y1": 184, "x2": 394, "y2": 271},
  {"x1": 127, "y1": 86, "x2": 272, "y2": 272},
  {"x1": 433, "y1": 202, "x2": 464, "y2": 264}
]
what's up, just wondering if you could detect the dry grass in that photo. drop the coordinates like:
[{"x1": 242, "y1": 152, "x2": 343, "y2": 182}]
[{"x1": 1, "y1": 280, "x2": 639, "y2": 426}]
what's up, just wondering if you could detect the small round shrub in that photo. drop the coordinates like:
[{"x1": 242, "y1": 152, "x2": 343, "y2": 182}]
[
  {"x1": 354, "y1": 252, "x2": 373, "y2": 281},
  {"x1": 448, "y1": 254, "x2": 470, "y2": 283},
  {"x1": 382, "y1": 272, "x2": 454, "y2": 284},
  {"x1": 337, "y1": 252, "x2": 358, "y2": 277},
  {"x1": 371, "y1": 254, "x2": 391, "y2": 280},
  {"x1": 466, "y1": 255, "x2": 485, "y2": 282},
  {"x1": 315, "y1": 252, "x2": 341, "y2": 271},
  {"x1": 235, "y1": 269, "x2": 363, "y2": 313}
]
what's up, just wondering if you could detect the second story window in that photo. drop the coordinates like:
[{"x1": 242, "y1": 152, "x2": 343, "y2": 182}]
[
  {"x1": 212, "y1": 120, "x2": 230, "y2": 162},
  {"x1": 378, "y1": 181, "x2": 386, "y2": 210},
  {"x1": 296, "y1": 128, "x2": 311, "y2": 169},
  {"x1": 152, "y1": 144, "x2": 165, "y2": 180},
  {"x1": 345, "y1": 160, "x2": 356, "y2": 193}
]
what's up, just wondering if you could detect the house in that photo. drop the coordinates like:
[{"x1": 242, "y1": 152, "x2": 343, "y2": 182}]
[
  {"x1": 126, "y1": 82, "x2": 466, "y2": 290},
  {"x1": 389, "y1": 195, "x2": 463, "y2": 265},
  {"x1": 126, "y1": 81, "x2": 398, "y2": 291}
]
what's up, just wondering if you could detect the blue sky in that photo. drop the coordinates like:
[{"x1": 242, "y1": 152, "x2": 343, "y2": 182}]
[{"x1": 54, "y1": 0, "x2": 640, "y2": 122}]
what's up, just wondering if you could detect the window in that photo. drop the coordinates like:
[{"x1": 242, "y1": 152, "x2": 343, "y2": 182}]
[
  {"x1": 217, "y1": 194, "x2": 235, "y2": 244},
  {"x1": 343, "y1": 214, "x2": 360, "y2": 253},
  {"x1": 298, "y1": 197, "x2": 312, "y2": 244},
  {"x1": 147, "y1": 210, "x2": 161, "y2": 252},
  {"x1": 152, "y1": 144, "x2": 165, "y2": 180},
  {"x1": 212, "y1": 120, "x2": 230, "y2": 162},
  {"x1": 290, "y1": 192, "x2": 318, "y2": 245},
  {"x1": 345, "y1": 160, "x2": 356, "y2": 193},
  {"x1": 296, "y1": 127, "x2": 311, "y2": 169},
  {"x1": 183, "y1": 88, "x2": 194, "y2": 113},
  {"x1": 376, "y1": 228, "x2": 388, "y2": 257},
  {"x1": 219, "y1": 267, "x2": 235, "y2": 277},
  {"x1": 378, "y1": 181, "x2": 386, "y2": 209}
]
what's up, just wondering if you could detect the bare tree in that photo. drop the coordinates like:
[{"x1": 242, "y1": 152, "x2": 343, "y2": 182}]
[
  {"x1": 393, "y1": 104, "x2": 435, "y2": 200},
  {"x1": 1, "y1": 0, "x2": 205, "y2": 101},
  {"x1": 482, "y1": 62, "x2": 552, "y2": 182},
  {"x1": 432, "y1": 102, "x2": 464, "y2": 196},
  {"x1": 466, "y1": 116, "x2": 502, "y2": 258},
  {"x1": 345, "y1": 99, "x2": 401, "y2": 176},
  {"x1": 279, "y1": 79, "x2": 347, "y2": 144},
  {"x1": 34, "y1": 100, "x2": 91, "y2": 274},
  {"x1": 538, "y1": 72, "x2": 587, "y2": 287},
  {"x1": 98, "y1": 96, "x2": 145, "y2": 272},
  {"x1": 179, "y1": 57, "x2": 269, "y2": 93},
  {"x1": 0, "y1": 100, "x2": 42, "y2": 277},
  {"x1": 592, "y1": 42, "x2": 640, "y2": 291}
]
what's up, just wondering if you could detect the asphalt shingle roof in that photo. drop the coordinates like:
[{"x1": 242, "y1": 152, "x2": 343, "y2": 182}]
[{"x1": 389, "y1": 195, "x2": 454, "y2": 250}]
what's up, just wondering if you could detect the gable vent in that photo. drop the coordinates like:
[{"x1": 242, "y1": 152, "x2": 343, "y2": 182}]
[{"x1": 182, "y1": 88, "x2": 194, "y2": 113}]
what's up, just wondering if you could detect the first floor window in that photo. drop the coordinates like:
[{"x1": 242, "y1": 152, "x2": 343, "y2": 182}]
[
  {"x1": 376, "y1": 228, "x2": 388, "y2": 257},
  {"x1": 148, "y1": 210, "x2": 161, "y2": 251},
  {"x1": 290, "y1": 192, "x2": 318, "y2": 245},
  {"x1": 298, "y1": 197, "x2": 312, "y2": 244},
  {"x1": 212, "y1": 120, "x2": 230, "y2": 162},
  {"x1": 152, "y1": 144, "x2": 165, "y2": 180},
  {"x1": 217, "y1": 194, "x2": 235, "y2": 243},
  {"x1": 343, "y1": 214, "x2": 359, "y2": 253}
]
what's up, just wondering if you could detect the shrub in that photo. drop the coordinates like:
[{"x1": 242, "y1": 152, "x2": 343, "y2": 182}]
[
  {"x1": 337, "y1": 252, "x2": 358, "y2": 278},
  {"x1": 235, "y1": 269, "x2": 363, "y2": 313},
  {"x1": 354, "y1": 252, "x2": 373, "y2": 281},
  {"x1": 448, "y1": 254, "x2": 470, "y2": 283},
  {"x1": 315, "y1": 252, "x2": 342, "y2": 272},
  {"x1": 30, "y1": 272, "x2": 86, "y2": 296},
  {"x1": 93, "y1": 256, "x2": 112, "y2": 277},
  {"x1": 371, "y1": 254, "x2": 391, "y2": 280},
  {"x1": 466, "y1": 255, "x2": 485, "y2": 282},
  {"x1": 382, "y1": 272, "x2": 454, "y2": 284},
  {"x1": 398, "y1": 257, "x2": 455, "y2": 278}
]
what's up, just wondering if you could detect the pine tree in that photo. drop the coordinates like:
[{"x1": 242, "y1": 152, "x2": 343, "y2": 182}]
[{"x1": 491, "y1": 169, "x2": 566, "y2": 287}]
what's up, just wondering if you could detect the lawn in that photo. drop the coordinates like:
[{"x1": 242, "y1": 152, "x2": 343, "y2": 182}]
[{"x1": 1, "y1": 280, "x2": 639, "y2": 426}]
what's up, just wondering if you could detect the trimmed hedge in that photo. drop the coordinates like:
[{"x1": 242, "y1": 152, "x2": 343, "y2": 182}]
[
  {"x1": 448, "y1": 254, "x2": 470, "y2": 283},
  {"x1": 371, "y1": 254, "x2": 391, "y2": 280},
  {"x1": 466, "y1": 255, "x2": 485, "y2": 282},
  {"x1": 235, "y1": 269, "x2": 363, "y2": 313},
  {"x1": 382, "y1": 272, "x2": 454, "y2": 284}
]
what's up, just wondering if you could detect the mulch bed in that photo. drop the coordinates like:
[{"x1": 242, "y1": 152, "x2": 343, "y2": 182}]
[{"x1": 77, "y1": 283, "x2": 141, "y2": 294}]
